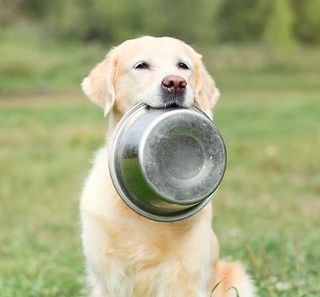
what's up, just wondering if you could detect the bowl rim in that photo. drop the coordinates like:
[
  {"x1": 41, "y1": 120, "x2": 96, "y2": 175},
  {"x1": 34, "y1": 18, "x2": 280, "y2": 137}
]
[{"x1": 108, "y1": 103, "x2": 227, "y2": 222}]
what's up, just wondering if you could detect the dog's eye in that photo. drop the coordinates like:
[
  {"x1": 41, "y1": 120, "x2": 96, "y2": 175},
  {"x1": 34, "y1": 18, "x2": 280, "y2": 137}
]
[
  {"x1": 134, "y1": 61, "x2": 150, "y2": 70},
  {"x1": 177, "y1": 62, "x2": 190, "y2": 70}
]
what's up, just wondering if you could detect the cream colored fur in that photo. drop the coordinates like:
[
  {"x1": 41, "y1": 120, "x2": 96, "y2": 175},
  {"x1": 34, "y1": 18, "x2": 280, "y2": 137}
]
[{"x1": 80, "y1": 36, "x2": 255, "y2": 297}]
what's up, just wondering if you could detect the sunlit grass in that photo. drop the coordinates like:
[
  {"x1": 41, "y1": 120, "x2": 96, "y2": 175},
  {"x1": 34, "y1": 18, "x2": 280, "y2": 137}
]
[
  {"x1": 0, "y1": 82, "x2": 319, "y2": 296},
  {"x1": 213, "y1": 87, "x2": 320, "y2": 297},
  {"x1": 0, "y1": 28, "x2": 106, "y2": 92},
  {"x1": 0, "y1": 30, "x2": 319, "y2": 295},
  {"x1": 1, "y1": 26, "x2": 320, "y2": 94}
]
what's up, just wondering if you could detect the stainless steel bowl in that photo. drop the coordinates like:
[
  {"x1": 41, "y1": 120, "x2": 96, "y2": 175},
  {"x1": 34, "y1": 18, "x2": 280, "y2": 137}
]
[{"x1": 109, "y1": 103, "x2": 227, "y2": 222}]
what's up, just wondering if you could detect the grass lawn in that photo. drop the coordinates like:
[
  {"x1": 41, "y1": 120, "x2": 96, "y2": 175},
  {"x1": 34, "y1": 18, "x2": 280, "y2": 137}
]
[
  {"x1": 1, "y1": 83, "x2": 319, "y2": 297},
  {"x1": 0, "y1": 35, "x2": 319, "y2": 296}
]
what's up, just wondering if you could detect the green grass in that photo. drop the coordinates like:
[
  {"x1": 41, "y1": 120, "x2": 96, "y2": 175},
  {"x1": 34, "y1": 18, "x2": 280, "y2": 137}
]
[
  {"x1": 0, "y1": 92, "x2": 104, "y2": 296},
  {"x1": 1, "y1": 83, "x2": 319, "y2": 296},
  {"x1": 1, "y1": 25, "x2": 320, "y2": 94},
  {"x1": 213, "y1": 88, "x2": 320, "y2": 297},
  {"x1": 0, "y1": 27, "x2": 106, "y2": 93},
  {"x1": 0, "y1": 30, "x2": 319, "y2": 296}
]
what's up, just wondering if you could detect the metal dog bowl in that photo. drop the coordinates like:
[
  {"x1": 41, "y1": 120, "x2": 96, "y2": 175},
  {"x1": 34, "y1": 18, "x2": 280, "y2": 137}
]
[{"x1": 109, "y1": 103, "x2": 227, "y2": 222}]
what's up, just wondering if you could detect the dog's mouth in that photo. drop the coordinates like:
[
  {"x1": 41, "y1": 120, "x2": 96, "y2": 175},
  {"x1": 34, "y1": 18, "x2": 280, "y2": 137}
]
[
  {"x1": 142, "y1": 92, "x2": 196, "y2": 110},
  {"x1": 146, "y1": 97, "x2": 185, "y2": 109},
  {"x1": 150, "y1": 101, "x2": 185, "y2": 109},
  {"x1": 158, "y1": 93, "x2": 187, "y2": 109},
  {"x1": 163, "y1": 101, "x2": 184, "y2": 108},
  {"x1": 160, "y1": 88, "x2": 186, "y2": 109}
]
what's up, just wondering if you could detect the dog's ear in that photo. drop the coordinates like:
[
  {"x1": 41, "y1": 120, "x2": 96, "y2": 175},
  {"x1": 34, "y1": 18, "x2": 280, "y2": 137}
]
[
  {"x1": 81, "y1": 48, "x2": 118, "y2": 116},
  {"x1": 193, "y1": 56, "x2": 220, "y2": 117}
]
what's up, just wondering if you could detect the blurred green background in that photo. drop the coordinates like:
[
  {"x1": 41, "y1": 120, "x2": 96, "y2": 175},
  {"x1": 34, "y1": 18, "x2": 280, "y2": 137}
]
[{"x1": 0, "y1": 0, "x2": 319, "y2": 296}]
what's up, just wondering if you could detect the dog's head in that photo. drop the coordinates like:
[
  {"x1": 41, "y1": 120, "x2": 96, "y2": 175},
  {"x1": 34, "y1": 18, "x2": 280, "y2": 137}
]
[{"x1": 82, "y1": 36, "x2": 219, "y2": 118}]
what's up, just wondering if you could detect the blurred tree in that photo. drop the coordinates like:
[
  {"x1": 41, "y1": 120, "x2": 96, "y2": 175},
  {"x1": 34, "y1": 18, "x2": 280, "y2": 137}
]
[
  {"x1": 140, "y1": 0, "x2": 219, "y2": 44},
  {"x1": 18, "y1": 0, "x2": 52, "y2": 19},
  {"x1": 79, "y1": 0, "x2": 146, "y2": 42},
  {"x1": 292, "y1": 0, "x2": 320, "y2": 44},
  {"x1": 0, "y1": 0, "x2": 23, "y2": 26},
  {"x1": 2, "y1": 0, "x2": 320, "y2": 45},
  {"x1": 262, "y1": 0, "x2": 296, "y2": 50},
  {"x1": 17, "y1": 0, "x2": 214, "y2": 44},
  {"x1": 215, "y1": 0, "x2": 266, "y2": 42}
]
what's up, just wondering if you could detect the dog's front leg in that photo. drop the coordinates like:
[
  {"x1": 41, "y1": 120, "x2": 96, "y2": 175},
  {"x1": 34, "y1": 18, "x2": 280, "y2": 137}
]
[
  {"x1": 157, "y1": 284, "x2": 209, "y2": 297},
  {"x1": 154, "y1": 266, "x2": 211, "y2": 297},
  {"x1": 154, "y1": 230, "x2": 218, "y2": 297},
  {"x1": 82, "y1": 215, "x2": 131, "y2": 297}
]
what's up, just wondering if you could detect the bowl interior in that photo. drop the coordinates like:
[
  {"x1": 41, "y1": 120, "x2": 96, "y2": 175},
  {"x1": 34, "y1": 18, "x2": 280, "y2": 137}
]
[{"x1": 139, "y1": 109, "x2": 226, "y2": 204}]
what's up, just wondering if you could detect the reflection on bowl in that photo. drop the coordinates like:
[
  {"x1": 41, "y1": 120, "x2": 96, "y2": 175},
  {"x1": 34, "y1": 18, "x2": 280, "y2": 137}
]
[{"x1": 109, "y1": 103, "x2": 227, "y2": 222}]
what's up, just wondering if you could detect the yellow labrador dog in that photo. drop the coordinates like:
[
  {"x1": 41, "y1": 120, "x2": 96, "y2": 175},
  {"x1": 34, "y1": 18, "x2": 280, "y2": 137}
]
[{"x1": 81, "y1": 36, "x2": 255, "y2": 297}]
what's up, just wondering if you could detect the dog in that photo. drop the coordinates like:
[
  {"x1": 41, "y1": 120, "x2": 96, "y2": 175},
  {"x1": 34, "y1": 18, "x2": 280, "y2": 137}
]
[{"x1": 80, "y1": 36, "x2": 255, "y2": 297}]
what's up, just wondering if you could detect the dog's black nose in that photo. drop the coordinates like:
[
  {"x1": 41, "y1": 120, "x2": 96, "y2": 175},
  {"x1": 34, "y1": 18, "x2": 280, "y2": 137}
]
[{"x1": 162, "y1": 75, "x2": 187, "y2": 94}]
